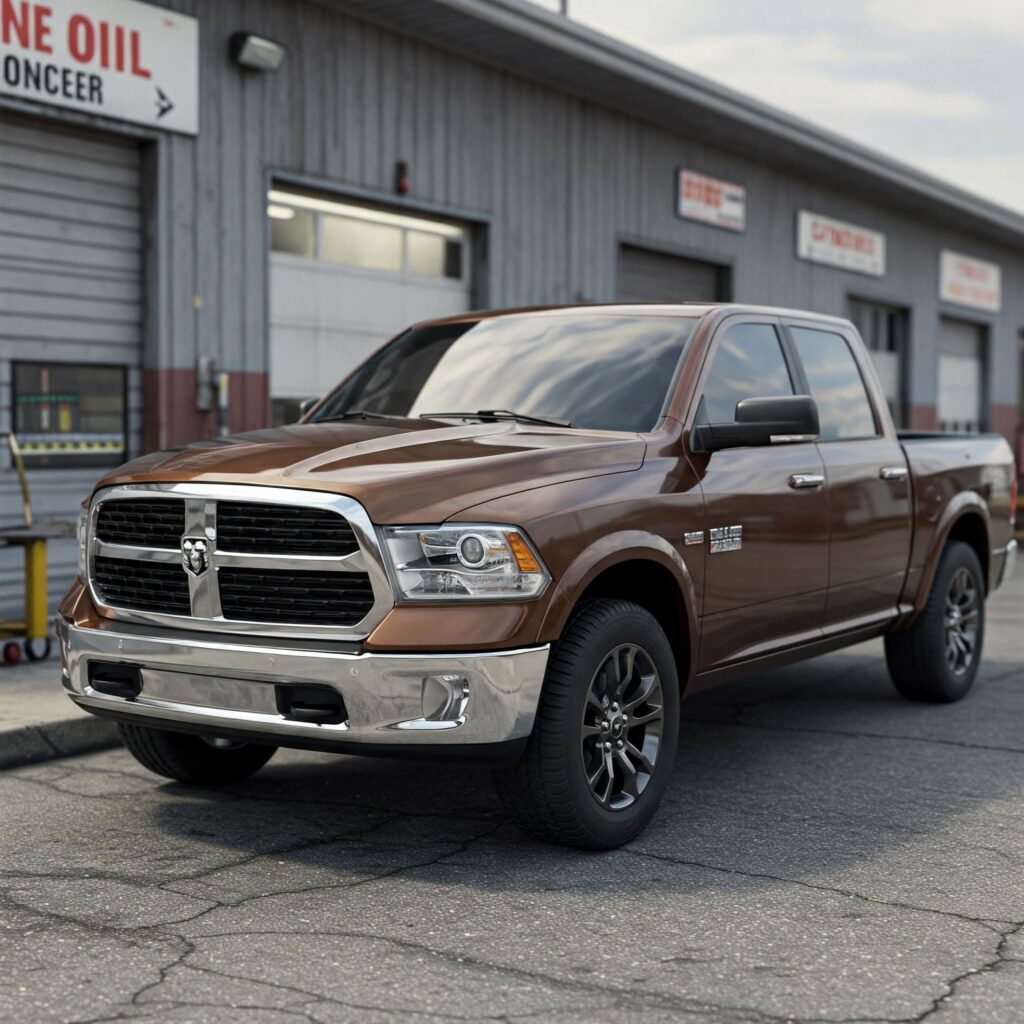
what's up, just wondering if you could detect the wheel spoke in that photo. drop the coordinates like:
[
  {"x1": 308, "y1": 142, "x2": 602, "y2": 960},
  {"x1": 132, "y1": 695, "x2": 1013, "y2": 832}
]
[
  {"x1": 625, "y1": 739, "x2": 656, "y2": 776},
  {"x1": 624, "y1": 671, "x2": 658, "y2": 713},
  {"x1": 626, "y1": 705, "x2": 662, "y2": 728},
  {"x1": 616, "y1": 646, "x2": 637, "y2": 690}
]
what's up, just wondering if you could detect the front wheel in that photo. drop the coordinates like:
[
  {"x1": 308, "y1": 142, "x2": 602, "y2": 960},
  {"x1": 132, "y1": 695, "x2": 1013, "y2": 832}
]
[
  {"x1": 494, "y1": 599, "x2": 679, "y2": 849},
  {"x1": 885, "y1": 540, "x2": 986, "y2": 703},
  {"x1": 119, "y1": 724, "x2": 277, "y2": 785}
]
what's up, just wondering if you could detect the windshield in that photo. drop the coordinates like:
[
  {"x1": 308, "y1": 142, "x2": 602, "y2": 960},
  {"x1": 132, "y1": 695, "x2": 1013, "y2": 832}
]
[{"x1": 309, "y1": 314, "x2": 696, "y2": 433}]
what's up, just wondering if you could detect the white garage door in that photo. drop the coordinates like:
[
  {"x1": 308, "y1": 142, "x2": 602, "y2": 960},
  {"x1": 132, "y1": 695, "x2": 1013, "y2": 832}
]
[
  {"x1": 268, "y1": 189, "x2": 473, "y2": 424},
  {"x1": 0, "y1": 112, "x2": 143, "y2": 620},
  {"x1": 938, "y1": 318, "x2": 986, "y2": 433}
]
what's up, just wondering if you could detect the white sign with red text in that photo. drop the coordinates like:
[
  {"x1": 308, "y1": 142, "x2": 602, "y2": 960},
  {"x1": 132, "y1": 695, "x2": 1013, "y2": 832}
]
[
  {"x1": 1, "y1": 0, "x2": 198, "y2": 134},
  {"x1": 797, "y1": 211, "x2": 885, "y2": 277},
  {"x1": 678, "y1": 169, "x2": 746, "y2": 232},
  {"x1": 940, "y1": 250, "x2": 1001, "y2": 313}
]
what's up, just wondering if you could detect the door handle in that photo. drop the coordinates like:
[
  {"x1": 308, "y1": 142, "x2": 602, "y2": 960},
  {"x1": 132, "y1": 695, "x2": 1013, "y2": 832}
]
[
  {"x1": 789, "y1": 473, "x2": 825, "y2": 489},
  {"x1": 880, "y1": 465, "x2": 908, "y2": 481}
]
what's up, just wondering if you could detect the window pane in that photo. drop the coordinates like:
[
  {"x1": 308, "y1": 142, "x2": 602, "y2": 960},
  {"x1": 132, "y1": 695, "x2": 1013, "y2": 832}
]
[
  {"x1": 790, "y1": 328, "x2": 878, "y2": 439},
  {"x1": 13, "y1": 363, "x2": 126, "y2": 469},
  {"x1": 698, "y1": 323, "x2": 793, "y2": 423},
  {"x1": 406, "y1": 231, "x2": 445, "y2": 277},
  {"x1": 321, "y1": 215, "x2": 403, "y2": 272},
  {"x1": 269, "y1": 206, "x2": 314, "y2": 257},
  {"x1": 311, "y1": 315, "x2": 697, "y2": 434}
]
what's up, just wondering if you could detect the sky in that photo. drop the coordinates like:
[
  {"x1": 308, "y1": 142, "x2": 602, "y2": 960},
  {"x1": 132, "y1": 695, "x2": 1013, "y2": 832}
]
[{"x1": 530, "y1": 0, "x2": 1024, "y2": 215}]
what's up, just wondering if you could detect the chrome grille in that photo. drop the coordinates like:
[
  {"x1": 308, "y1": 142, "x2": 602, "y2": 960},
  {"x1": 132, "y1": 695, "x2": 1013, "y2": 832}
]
[
  {"x1": 87, "y1": 485, "x2": 392, "y2": 640},
  {"x1": 216, "y1": 502, "x2": 359, "y2": 556},
  {"x1": 93, "y1": 556, "x2": 191, "y2": 614},
  {"x1": 219, "y1": 568, "x2": 375, "y2": 624},
  {"x1": 96, "y1": 499, "x2": 185, "y2": 548}
]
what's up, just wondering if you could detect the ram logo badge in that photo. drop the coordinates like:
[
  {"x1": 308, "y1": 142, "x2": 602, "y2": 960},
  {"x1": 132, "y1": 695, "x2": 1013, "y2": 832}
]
[
  {"x1": 181, "y1": 537, "x2": 210, "y2": 577},
  {"x1": 709, "y1": 525, "x2": 743, "y2": 553}
]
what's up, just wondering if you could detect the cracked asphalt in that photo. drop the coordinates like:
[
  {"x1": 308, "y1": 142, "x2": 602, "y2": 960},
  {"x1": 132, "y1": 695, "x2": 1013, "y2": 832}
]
[{"x1": 2, "y1": 571, "x2": 1022, "y2": 1024}]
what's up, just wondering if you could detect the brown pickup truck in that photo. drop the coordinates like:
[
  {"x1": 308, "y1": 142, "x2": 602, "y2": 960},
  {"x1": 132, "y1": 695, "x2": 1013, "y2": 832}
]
[{"x1": 58, "y1": 304, "x2": 1017, "y2": 848}]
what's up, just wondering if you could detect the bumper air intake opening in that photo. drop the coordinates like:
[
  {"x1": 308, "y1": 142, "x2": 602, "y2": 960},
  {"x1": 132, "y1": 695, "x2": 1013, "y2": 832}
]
[
  {"x1": 275, "y1": 683, "x2": 348, "y2": 725},
  {"x1": 88, "y1": 661, "x2": 143, "y2": 700}
]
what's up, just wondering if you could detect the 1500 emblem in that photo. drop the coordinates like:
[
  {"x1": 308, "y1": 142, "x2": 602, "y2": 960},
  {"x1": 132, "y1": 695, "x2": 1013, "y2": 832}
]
[
  {"x1": 709, "y1": 525, "x2": 743, "y2": 553},
  {"x1": 181, "y1": 537, "x2": 210, "y2": 577}
]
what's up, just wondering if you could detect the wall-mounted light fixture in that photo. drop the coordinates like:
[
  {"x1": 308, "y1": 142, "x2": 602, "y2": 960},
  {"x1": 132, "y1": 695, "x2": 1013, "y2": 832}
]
[{"x1": 230, "y1": 33, "x2": 285, "y2": 72}]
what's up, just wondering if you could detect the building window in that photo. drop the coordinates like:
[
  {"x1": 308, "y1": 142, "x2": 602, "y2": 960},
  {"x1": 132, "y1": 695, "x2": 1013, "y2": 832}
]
[
  {"x1": 268, "y1": 189, "x2": 466, "y2": 280},
  {"x1": 13, "y1": 363, "x2": 127, "y2": 469},
  {"x1": 848, "y1": 298, "x2": 908, "y2": 427}
]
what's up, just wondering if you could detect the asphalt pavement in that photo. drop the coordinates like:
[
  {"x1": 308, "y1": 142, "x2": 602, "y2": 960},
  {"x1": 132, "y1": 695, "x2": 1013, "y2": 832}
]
[{"x1": 1, "y1": 571, "x2": 1022, "y2": 1024}]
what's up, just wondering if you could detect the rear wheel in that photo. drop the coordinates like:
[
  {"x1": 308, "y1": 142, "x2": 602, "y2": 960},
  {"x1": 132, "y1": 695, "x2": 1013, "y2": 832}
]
[
  {"x1": 885, "y1": 540, "x2": 985, "y2": 703},
  {"x1": 494, "y1": 599, "x2": 679, "y2": 849},
  {"x1": 119, "y1": 724, "x2": 276, "y2": 785}
]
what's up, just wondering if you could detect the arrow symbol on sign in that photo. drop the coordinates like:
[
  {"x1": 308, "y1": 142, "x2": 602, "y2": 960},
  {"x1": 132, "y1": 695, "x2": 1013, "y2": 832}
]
[{"x1": 155, "y1": 87, "x2": 174, "y2": 120}]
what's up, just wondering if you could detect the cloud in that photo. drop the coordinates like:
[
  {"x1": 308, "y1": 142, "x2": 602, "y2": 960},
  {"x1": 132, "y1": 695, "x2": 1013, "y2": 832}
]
[
  {"x1": 865, "y1": 0, "x2": 1024, "y2": 38},
  {"x1": 919, "y1": 156, "x2": 1024, "y2": 212},
  {"x1": 654, "y1": 32, "x2": 988, "y2": 122}
]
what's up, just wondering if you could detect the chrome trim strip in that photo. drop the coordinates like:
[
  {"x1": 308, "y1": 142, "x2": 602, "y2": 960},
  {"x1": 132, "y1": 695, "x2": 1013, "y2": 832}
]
[
  {"x1": 213, "y1": 549, "x2": 368, "y2": 573},
  {"x1": 58, "y1": 616, "x2": 548, "y2": 746},
  {"x1": 87, "y1": 483, "x2": 394, "y2": 642},
  {"x1": 95, "y1": 541, "x2": 180, "y2": 562}
]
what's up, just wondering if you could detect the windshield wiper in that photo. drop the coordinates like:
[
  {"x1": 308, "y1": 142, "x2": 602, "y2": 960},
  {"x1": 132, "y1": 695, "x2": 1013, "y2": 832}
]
[
  {"x1": 419, "y1": 409, "x2": 574, "y2": 428},
  {"x1": 314, "y1": 409, "x2": 409, "y2": 422}
]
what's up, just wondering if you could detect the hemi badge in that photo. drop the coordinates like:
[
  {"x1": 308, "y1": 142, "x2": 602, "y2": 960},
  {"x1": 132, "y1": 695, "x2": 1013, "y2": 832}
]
[
  {"x1": 684, "y1": 531, "x2": 705, "y2": 546},
  {"x1": 709, "y1": 525, "x2": 743, "y2": 553}
]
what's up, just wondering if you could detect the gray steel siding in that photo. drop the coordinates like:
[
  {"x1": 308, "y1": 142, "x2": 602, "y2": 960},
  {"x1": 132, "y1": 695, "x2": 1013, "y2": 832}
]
[
  {"x1": 142, "y1": 0, "x2": 1022, "y2": 413},
  {"x1": 0, "y1": 112, "x2": 143, "y2": 617}
]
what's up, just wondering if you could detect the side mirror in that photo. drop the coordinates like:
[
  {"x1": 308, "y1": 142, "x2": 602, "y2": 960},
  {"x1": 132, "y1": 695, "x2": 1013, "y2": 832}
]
[
  {"x1": 692, "y1": 395, "x2": 819, "y2": 453},
  {"x1": 298, "y1": 397, "x2": 320, "y2": 420}
]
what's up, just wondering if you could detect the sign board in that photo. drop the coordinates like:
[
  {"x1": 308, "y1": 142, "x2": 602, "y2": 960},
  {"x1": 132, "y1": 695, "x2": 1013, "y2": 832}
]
[
  {"x1": 797, "y1": 211, "x2": 885, "y2": 276},
  {"x1": 939, "y1": 250, "x2": 1001, "y2": 313},
  {"x1": 1, "y1": 0, "x2": 198, "y2": 134},
  {"x1": 677, "y1": 169, "x2": 746, "y2": 232}
]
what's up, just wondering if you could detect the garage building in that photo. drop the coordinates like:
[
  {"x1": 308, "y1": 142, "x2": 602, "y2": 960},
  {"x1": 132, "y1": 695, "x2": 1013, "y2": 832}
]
[{"x1": 2, "y1": 0, "x2": 1023, "y2": 619}]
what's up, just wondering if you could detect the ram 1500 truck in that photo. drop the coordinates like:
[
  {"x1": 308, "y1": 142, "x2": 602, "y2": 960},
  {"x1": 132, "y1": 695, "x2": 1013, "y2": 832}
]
[{"x1": 58, "y1": 304, "x2": 1018, "y2": 848}]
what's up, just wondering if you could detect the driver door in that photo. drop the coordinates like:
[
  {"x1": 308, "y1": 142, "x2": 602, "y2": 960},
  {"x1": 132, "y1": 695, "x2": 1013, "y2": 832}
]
[{"x1": 687, "y1": 316, "x2": 830, "y2": 671}]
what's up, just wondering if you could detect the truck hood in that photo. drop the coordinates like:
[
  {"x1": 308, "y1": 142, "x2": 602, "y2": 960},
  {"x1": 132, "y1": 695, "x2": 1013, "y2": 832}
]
[{"x1": 96, "y1": 420, "x2": 646, "y2": 522}]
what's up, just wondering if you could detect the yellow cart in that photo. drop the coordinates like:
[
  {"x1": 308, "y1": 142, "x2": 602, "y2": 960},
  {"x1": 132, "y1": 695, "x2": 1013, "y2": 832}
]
[{"x1": 0, "y1": 434, "x2": 74, "y2": 664}]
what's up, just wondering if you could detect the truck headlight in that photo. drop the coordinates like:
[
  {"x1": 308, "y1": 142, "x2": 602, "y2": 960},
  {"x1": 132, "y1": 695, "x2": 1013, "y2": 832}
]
[
  {"x1": 381, "y1": 524, "x2": 550, "y2": 601},
  {"x1": 77, "y1": 504, "x2": 90, "y2": 580}
]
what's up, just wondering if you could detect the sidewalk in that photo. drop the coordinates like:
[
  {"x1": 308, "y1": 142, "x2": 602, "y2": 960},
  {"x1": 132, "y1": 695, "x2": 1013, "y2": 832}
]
[{"x1": 0, "y1": 654, "x2": 117, "y2": 769}]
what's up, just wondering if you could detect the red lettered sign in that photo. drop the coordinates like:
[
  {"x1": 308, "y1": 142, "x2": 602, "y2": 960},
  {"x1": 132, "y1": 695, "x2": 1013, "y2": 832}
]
[{"x1": 1, "y1": 0, "x2": 198, "y2": 134}]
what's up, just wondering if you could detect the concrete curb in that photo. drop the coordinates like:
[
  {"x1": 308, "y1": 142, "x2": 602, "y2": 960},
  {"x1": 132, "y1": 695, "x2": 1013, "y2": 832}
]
[{"x1": 0, "y1": 716, "x2": 120, "y2": 771}]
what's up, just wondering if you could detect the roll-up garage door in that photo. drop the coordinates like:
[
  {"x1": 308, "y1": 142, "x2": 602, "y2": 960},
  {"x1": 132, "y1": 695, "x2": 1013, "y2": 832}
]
[
  {"x1": 268, "y1": 188, "x2": 474, "y2": 425},
  {"x1": 0, "y1": 112, "x2": 143, "y2": 619},
  {"x1": 617, "y1": 244, "x2": 729, "y2": 303},
  {"x1": 938, "y1": 317, "x2": 986, "y2": 433}
]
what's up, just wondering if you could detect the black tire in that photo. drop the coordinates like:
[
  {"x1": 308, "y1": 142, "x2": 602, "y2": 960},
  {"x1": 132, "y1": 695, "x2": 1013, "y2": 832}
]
[
  {"x1": 885, "y1": 541, "x2": 986, "y2": 703},
  {"x1": 494, "y1": 599, "x2": 680, "y2": 850},
  {"x1": 119, "y1": 724, "x2": 277, "y2": 785}
]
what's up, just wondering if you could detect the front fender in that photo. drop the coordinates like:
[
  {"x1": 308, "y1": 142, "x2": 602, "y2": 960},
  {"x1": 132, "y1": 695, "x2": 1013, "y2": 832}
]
[{"x1": 538, "y1": 530, "x2": 700, "y2": 687}]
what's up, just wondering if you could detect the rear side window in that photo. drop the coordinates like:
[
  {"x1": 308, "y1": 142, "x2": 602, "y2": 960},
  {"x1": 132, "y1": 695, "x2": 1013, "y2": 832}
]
[
  {"x1": 697, "y1": 323, "x2": 794, "y2": 423},
  {"x1": 790, "y1": 328, "x2": 878, "y2": 440}
]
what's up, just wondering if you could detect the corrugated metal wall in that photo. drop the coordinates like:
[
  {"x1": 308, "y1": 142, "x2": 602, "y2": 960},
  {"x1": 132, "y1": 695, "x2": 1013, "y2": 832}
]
[
  {"x1": 145, "y1": 0, "x2": 1022, "y2": 409},
  {"x1": 0, "y1": 113, "x2": 143, "y2": 615}
]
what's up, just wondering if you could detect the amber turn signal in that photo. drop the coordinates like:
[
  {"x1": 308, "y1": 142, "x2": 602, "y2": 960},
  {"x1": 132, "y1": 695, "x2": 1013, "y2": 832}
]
[{"x1": 508, "y1": 532, "x2": 541, "y2": 573}]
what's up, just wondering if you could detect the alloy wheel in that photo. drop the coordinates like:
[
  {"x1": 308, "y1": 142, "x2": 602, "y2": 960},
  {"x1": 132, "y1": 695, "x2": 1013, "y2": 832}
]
[
  {"x1": 944, "y1": 567, "x2": 980, "y2": 677},
  {"x1": 580, "y1": 643, "x2": 665, "y2": 811}
]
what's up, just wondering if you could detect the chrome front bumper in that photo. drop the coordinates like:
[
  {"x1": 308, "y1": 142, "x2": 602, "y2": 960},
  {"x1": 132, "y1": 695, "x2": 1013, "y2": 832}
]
[{"x1": 57, "y1": 616, "x2": 549, "y2": 752}]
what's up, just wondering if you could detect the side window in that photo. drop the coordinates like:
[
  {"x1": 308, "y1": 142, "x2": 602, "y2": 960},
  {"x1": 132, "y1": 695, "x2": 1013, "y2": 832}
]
[
  {"x1": 697, "y1": 323, "x2": 794, "y2": 424},
  {"x1": 789, "y1": 328, "x2": 879, "y2": 440}
]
